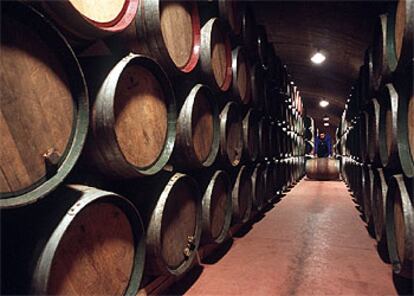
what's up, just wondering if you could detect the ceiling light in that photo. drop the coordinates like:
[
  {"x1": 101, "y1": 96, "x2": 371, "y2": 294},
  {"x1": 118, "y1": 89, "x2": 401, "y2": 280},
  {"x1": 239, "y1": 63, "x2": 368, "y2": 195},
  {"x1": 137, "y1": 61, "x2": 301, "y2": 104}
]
[
  {"x1": 311, "y1": 51, "x2": 326, "y2": 64},
  {"x1": 324, "y1": 122, "x2": 330, "y2": 127},
  {"x1": 319, "y1": 100, "x2": 329, "y2": 108},
  {"x1": 323, "y1": 115, "x2": 329, "y2": 121},
  {"x1": 290, "y1": 81, "x2": 294, "y2": 85}
]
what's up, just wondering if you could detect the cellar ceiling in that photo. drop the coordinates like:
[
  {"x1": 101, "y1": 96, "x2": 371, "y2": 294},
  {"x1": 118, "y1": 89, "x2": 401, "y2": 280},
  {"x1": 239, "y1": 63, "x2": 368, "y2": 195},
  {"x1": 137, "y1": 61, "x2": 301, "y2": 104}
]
[{"x1": 253, "y1": 1, "x2": 388, "y2": 135}]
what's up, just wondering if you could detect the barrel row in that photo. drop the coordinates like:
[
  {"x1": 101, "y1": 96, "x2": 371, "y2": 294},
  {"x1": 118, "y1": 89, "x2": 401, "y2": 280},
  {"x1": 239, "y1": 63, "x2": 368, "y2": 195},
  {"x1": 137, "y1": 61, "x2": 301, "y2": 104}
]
[
  {"x1": 1, "y1": 155, "x2": 306, "y2": 294},
  {"x1": 337, "y1": 0, "x2": 413, "y2": 281},
  {"x1": 1, "y1": 1, "x2": 308, "y2": 295}
]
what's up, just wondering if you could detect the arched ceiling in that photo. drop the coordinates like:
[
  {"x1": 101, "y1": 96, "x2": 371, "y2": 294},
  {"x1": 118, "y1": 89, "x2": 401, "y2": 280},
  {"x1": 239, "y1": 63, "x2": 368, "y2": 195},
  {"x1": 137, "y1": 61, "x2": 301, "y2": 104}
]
[{"x1": 253, "y1": 1, "x2": 388, "y2": 135}]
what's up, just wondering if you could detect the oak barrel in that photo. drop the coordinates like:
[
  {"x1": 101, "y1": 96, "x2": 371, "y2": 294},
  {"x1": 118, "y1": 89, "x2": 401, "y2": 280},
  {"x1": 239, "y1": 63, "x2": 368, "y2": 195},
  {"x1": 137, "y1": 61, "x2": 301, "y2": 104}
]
[
  {"x1": 258, "y1": 117, "x2": 271, "y2": 160},
  {"x1": 200, "y1": 170, "x2": 232, "y2": 244},
  {"x1": 1, "y1": 185, "x2": 145, "y2": 295},
  {"x1": 305, "y1": 158, "x2": 339, "y2": 181},
  {"x1": 86, "y1": 54, "x2": 176, "y2": 178},
  {"x1": 367, "y1": 98, "x2": 381, "y2": 165},
  {"x1": 119, "y1": 173, "x2": 201, "y2": 276},
  {"x1": 378, "y1": 83, "x2": 400, "y2": 171},
  {"x1": 200, "y1": 18, "x2": 232, "y2": 92},
  {"x1": 219, "y1": 102, "x2": 243, "y2": 166},
  {"x1": 385, "y1": 175, "x2": 414, "y2": 279},
  {"x1": 361, "y1": 165, "x2": 374, "y2": 224},
  {"x1": 0, "y1": 3, "x2": 89, "y2": 208},
  {"x1": 242, "y1": 109, "x2": 260, "y2": 162},
  {"x1": 240, "y1": 5, "x2": 258, "y2": 60},
  {"x1": 111, "y1": 0, "x2": 200, "y2": 74},
  {"x1": 251, "y1": 163, "x2": 267, "y2": 211},
  {"x1": 394, "y1": 62, "x2": 414, "y2": 178},
  {"x1": 372, "y1": 168, "x2": 389, "y2": 242},
  {"x1": 231, "y1": 47, "x2": 252, "y2": 104},
  {"x1": 386, "y1": 0, "x2": 414, "y2": 74},
  {"x1": 250, "y1": 62, "x2": 266, "y2": 110},
  {"x1": 172, "y1": 84, "x2": 220, "y2": 170},
  {"x1": 257, "y1": 25, "x2": 269, "y2": 70},
  {"x1": 218, "y1": 0, "x2": 242, "y2": 36},
  {"x1": 232, "y1": 165, "x2": 253, "y2": 224},
  {"x1": 41, "y1": 0, "x2": 138, "y2": 41}
]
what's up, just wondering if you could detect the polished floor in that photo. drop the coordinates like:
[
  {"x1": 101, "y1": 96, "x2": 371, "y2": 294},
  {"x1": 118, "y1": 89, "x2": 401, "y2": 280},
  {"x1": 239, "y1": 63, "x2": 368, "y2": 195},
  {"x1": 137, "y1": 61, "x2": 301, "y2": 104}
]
[{"x1": 169, "y1": 179, "x2": 406, "y2": 295}]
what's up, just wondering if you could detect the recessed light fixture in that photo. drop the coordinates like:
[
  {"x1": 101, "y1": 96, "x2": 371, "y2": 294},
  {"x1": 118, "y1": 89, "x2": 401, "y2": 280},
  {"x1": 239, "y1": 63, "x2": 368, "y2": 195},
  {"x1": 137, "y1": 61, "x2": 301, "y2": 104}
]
[
  {"x1": 311, "y1": 50, "x2": 326, "y2": 64},
  {"x1": 323, "y1": 115, "x2": 329, "y2": 121},
  {"x1": 319, "y1": 100, "x2": 329, "y2": 108},
  {"x1": 324, "y1": 122, "x2": 330, "y2": 127}
]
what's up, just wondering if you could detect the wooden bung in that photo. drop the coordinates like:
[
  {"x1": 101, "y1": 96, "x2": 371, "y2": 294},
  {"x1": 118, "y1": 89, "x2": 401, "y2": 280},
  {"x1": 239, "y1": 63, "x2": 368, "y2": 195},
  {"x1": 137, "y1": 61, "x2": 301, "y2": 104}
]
[
  {"x1": 232, "y1": 165, "x2": 253, "y2": 224},
  {"x1": 231, "y1": 47, "x2": 252, "y2": 104},
  {"x1": 219, "y1": 102, "x2": 243, "y2": 167},
  {"x1": 85, "y1": 54, "x2": 176, "y2": 178},
  {"x1": 1, "y1": 185, "x2": 145, "y2": 295},
  {"x1": 199, "y1": 170, "x2": 232, "y2": 245},
  {"x1": 372, "y1": 168, "x2": 389, "y2": 242},
  {"x1": 242, "y1": 109, "x2": 260, "y2": 162},
  {"x1": 385, "y1": 174, "x2": 414, "y2": 279},
  {"x1": 109, "y1": 0, "x2": 200, "y2": 74},
  {"x1": 41, "y1": 0, "x2": 138, "y2": 41},
  {"x1": 251, "y1": 162, "x2": 266, "y2": 211},
  {"x1": 0, "y1": 3, "x2": 89, "y2": 208},
  {"x1": 171, "y1": 84, "x2": 220, "y2": 170},
  {"x1": 200, "y1": 18, "x2": 233, "y2": 92}
]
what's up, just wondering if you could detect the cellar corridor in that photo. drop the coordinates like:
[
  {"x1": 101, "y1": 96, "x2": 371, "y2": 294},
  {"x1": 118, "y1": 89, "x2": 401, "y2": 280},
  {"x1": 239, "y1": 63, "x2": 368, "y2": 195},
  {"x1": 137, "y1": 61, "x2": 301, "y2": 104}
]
[{"x1": 169, "y1": 180, "x2": 398, "y2": 295}]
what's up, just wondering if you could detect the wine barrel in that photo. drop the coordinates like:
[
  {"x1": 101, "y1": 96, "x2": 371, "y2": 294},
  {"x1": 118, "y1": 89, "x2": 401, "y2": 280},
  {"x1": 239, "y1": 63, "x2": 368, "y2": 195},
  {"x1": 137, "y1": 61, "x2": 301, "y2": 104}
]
[
  {"x1": 257, "y1": 25, "x2": 269, "y2": 70},
  {"x1": 268, "y1": 121, "x2": 277, "y2": 159},
  {"x1": 110, "y1": 0, "x2": 200, "y2": 75},
  {"x1": 361, "y1": 165, "x2": 374, "y2": 224},
  {"x1": 372, "y1": 168, "x2": 389, "y2": 242},
  {"x1": 385, "y1": 175, "x2": 413, "y2": 279},
  {"x1": 1, "y1": 185, "x2": 145, "y2": 295},
  {"x1": 118, "y1": 173, "x2": 201, "y2": 276},
  {"x1": 367, "y1": 98, "x2": 381, "y2": 165},
  {"x1": 359, "y1": 111, "x2": 369, "y2": 163},
  {"x1": 86, "y1": 54, "x2": 176, "y2": 178},
  {"x1": 258, "y1": 117, "x2": 270, "y2": 160},
  {"x1": 305, "y1": 158, "x2": 339, "y2": 181},
  {"x1": 231, "y1": 47, "x2": 252, "y2": 104},
  {"x1": 232, "y1": 165, "x2": 253, "y2": 224},
  {"x1": 372, "y1": 14, "x2": 392, "y2": 90},
  {"x1": 378, "y1": 83, "x2": 401, "y2": 171},
  {"x1": 251, "y1": 163, "x2": 266, "y2": 211},
  {"x1": 386, "y1": 0, "x2": 414, "y2": 74},
  {"x1": 0, "y1": 3, "x2": 89, "y2": 208},
  {"x1": 219, "y1": 102, "x2": 243, "y2": 166},
  {"x1": 200, "y1": 170, "x2": 232, "y2": 245},
  {"x1": 218, "y1": 0, "x2": 242, "y2": 36},
  {"x1": 41, "y1": 0, "x2": 138, "y2": 41},
  {"x1": 200, "y1": 18, "x2": 232, "y2": 92},
  {"x1": 395, "y1": 62, "x2": 414, "y2": 178},
  {"x1": 242, "y1": 109, "x2": 259, "y2": 162},
  {"x1": 250, "y1": 62, "x2": 266, "y2": 111},
  {"x1": 240, "y1": 5, "x2": 258, "y2": 60},
  {"x1": 364, "y1": 47, "x2": 375, "y2": 101},
  {"x1": 172, "y1": 84, "x2": 220, "y2": 169}
]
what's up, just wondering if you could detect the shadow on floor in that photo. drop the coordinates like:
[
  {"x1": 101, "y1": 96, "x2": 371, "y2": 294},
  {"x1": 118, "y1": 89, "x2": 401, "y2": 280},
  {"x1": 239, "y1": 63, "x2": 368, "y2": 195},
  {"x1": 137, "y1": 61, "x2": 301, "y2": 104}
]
[
  {"x1": 393, "y1": 273, "x2": 413, "y2": 296},
  {"x1": 166, "y1": 265, "x2": 204, "y2": 296},
  {"x1": 202, "y1": 239, "x2": 234, "y2": 264}
]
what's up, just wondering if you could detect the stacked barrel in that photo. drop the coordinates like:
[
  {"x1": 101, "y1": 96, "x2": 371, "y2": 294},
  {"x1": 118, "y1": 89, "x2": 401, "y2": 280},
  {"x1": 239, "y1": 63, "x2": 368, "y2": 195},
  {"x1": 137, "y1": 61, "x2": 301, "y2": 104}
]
[
  {"x1": 0, "y1": 1, "x2": 306, "y2": 294},
  {"x1": 337, "y1": 0, "x2": 413, "y2": 281}
]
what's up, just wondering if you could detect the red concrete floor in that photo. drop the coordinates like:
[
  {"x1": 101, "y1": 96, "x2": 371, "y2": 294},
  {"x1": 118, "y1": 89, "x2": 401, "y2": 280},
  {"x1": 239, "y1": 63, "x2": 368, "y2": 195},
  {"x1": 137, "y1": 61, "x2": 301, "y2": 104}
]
[{"x1": 169, "y1": 180, "x2": 406, "y2": 295}]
